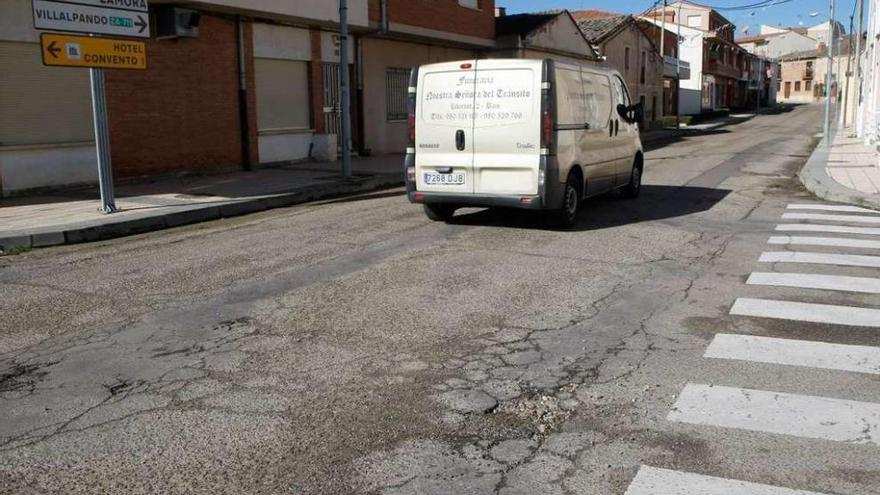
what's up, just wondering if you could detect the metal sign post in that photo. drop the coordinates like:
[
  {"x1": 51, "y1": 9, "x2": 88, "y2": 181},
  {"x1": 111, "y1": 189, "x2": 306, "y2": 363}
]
[
  {"x1": 90, "y1": 66, "x2": 116, "y2": 213},
  {"x1": 32, "y1": 0, "x2": 150, "y2": 213},
  {"x1": 339, "y1": 0, "x2": 352, "y2": 177}
]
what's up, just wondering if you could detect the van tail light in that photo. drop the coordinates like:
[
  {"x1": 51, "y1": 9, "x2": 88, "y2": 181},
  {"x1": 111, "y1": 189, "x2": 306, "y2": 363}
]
[
  {"x1": 541, "y1": 109, "x2": 552, "y2": 148},
  {"x1": 407, "y1": 67, "x2": 418, "y2": 147},
  {"x1": 540, "y1": 82, "x2": 552, "y2": 149}
]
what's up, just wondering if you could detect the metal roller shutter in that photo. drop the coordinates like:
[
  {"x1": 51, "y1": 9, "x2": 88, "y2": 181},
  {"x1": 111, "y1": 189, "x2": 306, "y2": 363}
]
[
  {"x1": 0, "y1": 41, "x2": 94, "y2": 146},
  {"x1": 254, "y1": 58, "x2": 310, "y2": 131}
]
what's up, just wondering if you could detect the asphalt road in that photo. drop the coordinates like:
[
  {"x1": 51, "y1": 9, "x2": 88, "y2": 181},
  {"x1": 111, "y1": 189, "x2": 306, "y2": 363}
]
[{"x1": 4, "y1": 103, "x2": 876, "y2": 495}]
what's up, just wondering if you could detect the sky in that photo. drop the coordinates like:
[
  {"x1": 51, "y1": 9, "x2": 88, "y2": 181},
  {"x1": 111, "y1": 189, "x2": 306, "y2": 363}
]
[{"x1": 499, "y1": 0, "x2": 863, "y2": 37}]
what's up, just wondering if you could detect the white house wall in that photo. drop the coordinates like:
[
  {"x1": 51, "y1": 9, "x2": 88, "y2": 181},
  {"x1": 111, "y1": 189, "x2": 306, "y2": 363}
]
[
  {"x1": 643, "y1": 18, "x2": 704, "y2": 115},
  {"x1": 744, "y1": 32, "x2": 818, "y2": 59},
  {"x1": 525, "y1": 15, "x2": 594, "y2": 58}
]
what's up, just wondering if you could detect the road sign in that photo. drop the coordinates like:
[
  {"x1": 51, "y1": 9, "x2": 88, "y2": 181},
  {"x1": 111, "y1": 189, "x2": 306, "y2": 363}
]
[
  {"x1": 51, "y1": 0, "x2": 148, "y2": 12},
  {"x1": 32, "y1": 0, "x2": 150, "y2": 38},
  {"x1": 40, "y1": 33, "x2": 146, "y2": 70}
]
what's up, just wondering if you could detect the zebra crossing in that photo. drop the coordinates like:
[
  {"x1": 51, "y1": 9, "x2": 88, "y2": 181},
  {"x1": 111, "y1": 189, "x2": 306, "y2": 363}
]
[{"x1": 625, "y1": 202, "x2": 880, "y2": 495}]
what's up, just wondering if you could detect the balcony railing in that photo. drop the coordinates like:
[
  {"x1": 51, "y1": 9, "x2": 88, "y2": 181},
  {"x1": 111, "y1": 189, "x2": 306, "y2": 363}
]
[
  {"x1": 704, "y1": 59, "x2": 743, "y2": 80},
  {"x1": 663, "y1": 55, "x2": 691, "y2": 80}
]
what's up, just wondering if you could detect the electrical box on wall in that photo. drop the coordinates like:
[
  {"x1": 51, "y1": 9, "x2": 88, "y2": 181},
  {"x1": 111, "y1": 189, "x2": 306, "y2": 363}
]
[{"x1": 155, "y1": 6, "x2": 201, "y2": 39}]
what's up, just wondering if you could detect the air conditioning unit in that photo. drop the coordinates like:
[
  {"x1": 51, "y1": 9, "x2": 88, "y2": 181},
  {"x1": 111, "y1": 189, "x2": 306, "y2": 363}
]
[{"x1": 155, "y1": 6, "x2": 200, "y2": 39}]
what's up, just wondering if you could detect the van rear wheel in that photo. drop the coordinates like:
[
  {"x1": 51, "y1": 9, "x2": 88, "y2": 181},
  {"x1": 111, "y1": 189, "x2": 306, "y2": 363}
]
[
  {"x1": 621, "y1": 162, "x2": 642, "y2": 199},
  {"x1": 553, "y1": 174, "x2": 580, "y2": 228},
  {"x1": 424, "y1": 203, "x2": 456, "y2": 222}
]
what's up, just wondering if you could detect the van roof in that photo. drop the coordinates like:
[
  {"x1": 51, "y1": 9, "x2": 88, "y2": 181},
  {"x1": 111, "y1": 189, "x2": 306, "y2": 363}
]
[{"x1": 418, "y1": 58, "x2": 621, "y2": 78}]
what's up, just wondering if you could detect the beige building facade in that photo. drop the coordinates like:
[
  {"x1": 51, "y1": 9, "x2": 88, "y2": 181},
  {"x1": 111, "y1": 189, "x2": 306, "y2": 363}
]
[{"x1": 577, "y1": 15, "x2": 665, "y2": 125}]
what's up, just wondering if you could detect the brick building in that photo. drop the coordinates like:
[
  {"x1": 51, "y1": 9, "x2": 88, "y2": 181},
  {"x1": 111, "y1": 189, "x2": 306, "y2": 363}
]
[
  {"x1": 645, "y1": 1, "x2": 762, "y2": 112},
  {"x1": 0, "y1": 0, "x2": 495, "y2": 196},
  {"x1": 573, "y1": 10, "x2": 686, "y2": 126}
]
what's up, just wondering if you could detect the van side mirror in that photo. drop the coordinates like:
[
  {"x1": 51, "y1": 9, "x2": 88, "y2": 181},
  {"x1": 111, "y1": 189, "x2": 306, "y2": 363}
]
[{"x1": 617, "y1": 103, "x2": 644, "y2": 124}]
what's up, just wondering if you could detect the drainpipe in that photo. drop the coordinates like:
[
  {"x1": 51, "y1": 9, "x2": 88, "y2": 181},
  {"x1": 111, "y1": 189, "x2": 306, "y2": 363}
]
[
  {"x1": 353, "y1": 0, "x2": 389, "y2": 156},
  {"x1": 235, "y1": 16, "x2": 253, "y2": 170},
  {"x1": 356, "y1": 35, "x2": 368, "y2": 155}
]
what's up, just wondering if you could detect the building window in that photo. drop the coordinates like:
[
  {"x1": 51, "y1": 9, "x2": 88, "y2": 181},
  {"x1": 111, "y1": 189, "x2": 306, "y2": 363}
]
[
  {"x1": 640, "y1": 51, "x2": 646, "y2": 83},
  {"x1": 805, "y1": 80, "x2": 812, "y2": 91},
  {"x1": 795, "y1": 81, "x2": 801, "y2": 91},
  {"x1": 385, "y1": 68, "x2": 410, "y2": 121},
  {"x1": 687, "y1": 15, "x2": 701, "y2": 28},
  {"x1": 625, "y1": 46, "x2": 631, "y2": 71}
]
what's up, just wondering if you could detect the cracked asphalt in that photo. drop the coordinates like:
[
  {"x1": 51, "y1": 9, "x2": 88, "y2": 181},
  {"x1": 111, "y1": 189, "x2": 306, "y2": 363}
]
[{"x1": 3, "y1": 103, "x2": 870, "y2": 494}]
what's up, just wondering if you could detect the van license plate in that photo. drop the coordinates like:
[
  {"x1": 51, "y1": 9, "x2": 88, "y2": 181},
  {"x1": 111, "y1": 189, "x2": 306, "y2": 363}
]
[{"x1": 424, "y1": 172, "x2": 465, "y2": 185}]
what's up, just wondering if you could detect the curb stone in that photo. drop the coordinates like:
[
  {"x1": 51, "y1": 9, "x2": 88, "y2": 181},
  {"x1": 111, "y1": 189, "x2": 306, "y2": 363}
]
[
  {"x1": 0, "y1": 175, "x2": 403, "y2": 252},
  {"x1": 798, "y1": 134, "x2": 880, "y2": 212}
]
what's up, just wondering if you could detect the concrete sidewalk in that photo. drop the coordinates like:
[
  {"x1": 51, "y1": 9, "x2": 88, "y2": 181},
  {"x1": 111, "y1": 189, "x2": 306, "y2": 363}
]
[
  {"x1": 0, "y1": 155, "x2": 404, "y2": 251},
  {"x1": 799, "y1": 126, "x2": 880, "y2": 210}
]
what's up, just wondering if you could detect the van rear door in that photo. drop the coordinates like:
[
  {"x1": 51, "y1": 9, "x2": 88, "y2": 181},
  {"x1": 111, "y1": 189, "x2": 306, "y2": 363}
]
[
  {"x1": 471, "y1": 59, "x2": 542, "y2": 196},
  {"x1": 415, "y1": 60, "x2": 477, "y2": 194}
]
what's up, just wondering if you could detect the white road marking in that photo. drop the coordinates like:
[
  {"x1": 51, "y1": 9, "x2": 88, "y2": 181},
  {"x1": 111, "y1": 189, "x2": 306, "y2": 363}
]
[
  {"x1": 782, "y1": 212, "x2": 880, "y2": 224},
  {"x1": 747, "y1": 272, "x2": 880, "y2": 294},
  {"x1": 705, "y1": 334, "x2": 880, "y2": 375},
  {"x1": 787, "y1": 203, "x2": 880, "y2": 214},
  {"x1": 730, "y1": 298, "x2": 880, "y2": 327},
  {"x1": 625, "y1": 465, "x2": 830, "y2": 495},
  {"x1": 668, "y1": 383, "x2": 880, "y2": 445},
  {"x1": 776, "y1": 224, "x2": 880, "y2": 235},
  {"x1": 769, "y1": 235, "x2": 880, "y2": 249},
  {"x1": 759, "y1": 251, "x2": 880, "y2": 268}
]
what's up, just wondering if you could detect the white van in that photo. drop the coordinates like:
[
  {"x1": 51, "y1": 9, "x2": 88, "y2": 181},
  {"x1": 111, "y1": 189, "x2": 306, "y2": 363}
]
[{"x1": 404, "y1": 58, "x2": 644, "y2": 226}]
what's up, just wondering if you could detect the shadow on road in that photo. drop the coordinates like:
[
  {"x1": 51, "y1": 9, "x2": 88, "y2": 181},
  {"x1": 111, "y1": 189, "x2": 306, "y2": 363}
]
[
  {"x1": 317, "y1": 190, "x2": 406, "y2": 205},
  {"x1": 448, "y1": 184, "x2": 731, "y2": 231},
  {"x1": 643, "y1": 128, "x2": 731, "y2": 152}
]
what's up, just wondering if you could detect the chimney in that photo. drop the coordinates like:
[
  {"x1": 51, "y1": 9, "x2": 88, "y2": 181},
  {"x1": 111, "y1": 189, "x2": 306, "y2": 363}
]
[{"x1": 495, "y1": 6, "x2": 506, "y2": 17}]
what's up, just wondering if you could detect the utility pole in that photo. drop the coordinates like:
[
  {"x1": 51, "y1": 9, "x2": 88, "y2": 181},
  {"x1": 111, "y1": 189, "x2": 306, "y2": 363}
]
[
  {"x1": 339, "y1": 0, "x2": 352, "y2": 177},
  {"x1": 823, "y1": 0, "x2": 836, "y2": 145},
  {"x1": 676, "y1": 1, "x2": 682, "y2": 129},
  {"x1": 660, "y1": 0, "x2": 666, "y2": 63},
  {"x1": 852, "y1": 0, "x2": 864, "y2": 132},
  {"x1": 843, "y1": 15, "x2": 853, "y2": 128},
  {"x1": 660, "y1": 0, "x2": 667, "y2": 121}
]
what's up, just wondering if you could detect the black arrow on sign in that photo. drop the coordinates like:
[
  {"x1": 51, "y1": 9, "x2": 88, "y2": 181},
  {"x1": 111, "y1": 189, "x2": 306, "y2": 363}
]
[
  {"x1": 135, "y1": 15, "x2": 147, "y2": 34},
  {"x1": 47, "y1": 41, "x2": 60, "y2": 59}
]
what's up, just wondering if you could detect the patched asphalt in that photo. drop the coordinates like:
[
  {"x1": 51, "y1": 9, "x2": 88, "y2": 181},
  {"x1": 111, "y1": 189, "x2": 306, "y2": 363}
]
[{"x1": 4, "y1": 104, "x2": 874, "y2": 495}]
